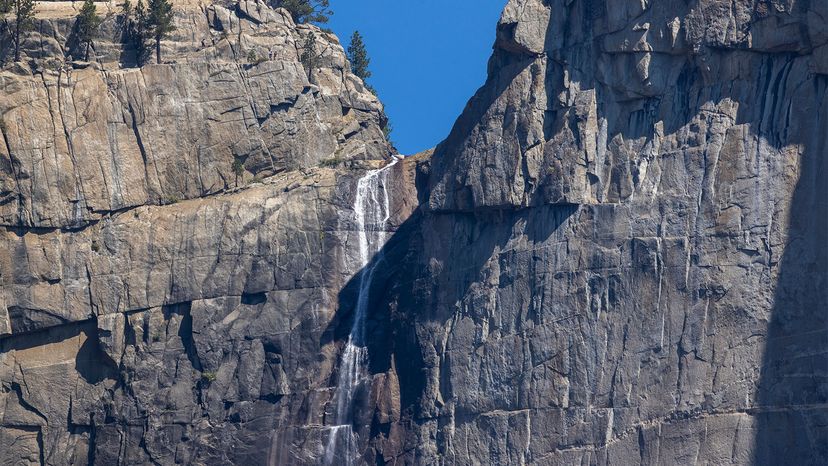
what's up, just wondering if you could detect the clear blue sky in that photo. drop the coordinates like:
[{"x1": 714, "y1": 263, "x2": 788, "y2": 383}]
[{"x1": 328, "y1": 1, "x2": 506, "y2": 155}]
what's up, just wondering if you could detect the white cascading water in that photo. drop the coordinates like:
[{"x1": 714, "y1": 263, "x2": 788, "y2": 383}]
[{"x1": 324, "y1": 156, "x2": 400, "y2": 465}]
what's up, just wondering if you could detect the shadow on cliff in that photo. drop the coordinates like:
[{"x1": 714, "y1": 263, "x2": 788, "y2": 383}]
[
  {"x1": 552, "y1": 43, "x2": 828, "y2": 465},
  {"x1": 752, "y1": 76, "x2": 828, "y2": 463},
  {"x1": 0, "y1": 320, "x2": 116, "y2": 385},
  {"x1": 320, "y1": 161, "x2": 577, "y2": 462},
  {"x1": 321, "y1": 34, "x2": 828, "y2": 464}
]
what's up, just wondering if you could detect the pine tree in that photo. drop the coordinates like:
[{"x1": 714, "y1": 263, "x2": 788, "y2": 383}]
[
  {"x1": 133, "y1": 0, "x2": 150, "y2": 65},
  {"x1": 118, "y1": 0, "x2": 133, "y2": 43},
  {"x1": 121, "y1": 0, "x2": 132, "y2": 19},
  {"x1": 146, "y1": 0, "x2": 174, "y2": 64},
  {"x1": 76, "y1": 0, "x2": 102, "y2": 61},
  {"x1": 347, "y1": 31, "x2": 371, "y2": 83},
  {"x1": 5, "y1": 0, "x2": 35, "y2": 62},
  {"x1": 299, "y1": 31, "x2": 319, "y2": 80},
  {"x1": 0, "y1": 0, "x2": 10, "y2": 21},
  {"x1": 278, "y1": 0, "x2": 331, "y2": 24}
]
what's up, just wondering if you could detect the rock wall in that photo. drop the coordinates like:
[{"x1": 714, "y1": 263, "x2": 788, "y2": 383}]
[
  {"x1": 1, "y1": 0, "x2": 827, "y2": 465},
  {"x1": 0, "y1": 1, "x2": 411, "y2": 464},
  {"x1": 0, "y1": 0, "x2": 391, "y2": 228},
  {"x1": 374, "y1": 0, "x2": 828, "y2": 464}
]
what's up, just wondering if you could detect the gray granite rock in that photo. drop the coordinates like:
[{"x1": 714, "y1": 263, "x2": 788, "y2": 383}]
[
  {"x1": 1, "y1": 0, "x2": 826, "y2": 465},
  {"x1": 0, "y1": 0, "x2": 391, "y2": 229},
  {"x1": 392, "y1": 0, "x2": 828, "y2": 464}
]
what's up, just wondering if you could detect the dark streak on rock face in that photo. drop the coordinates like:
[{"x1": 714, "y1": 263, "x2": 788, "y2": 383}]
[
  {"x1": 364, "y1": 0, "x2": 828, "y2": 463},
  {"x1": 1, "y1": 0, "x2": 827, "y2": 464}
]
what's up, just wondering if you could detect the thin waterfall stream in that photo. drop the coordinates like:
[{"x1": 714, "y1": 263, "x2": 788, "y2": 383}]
[{"x1": 324, "y1": 156, "x2": 400, "y2": 465}]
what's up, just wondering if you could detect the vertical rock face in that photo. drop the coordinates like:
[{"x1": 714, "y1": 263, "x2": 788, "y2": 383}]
[
  {"x1": 0, "y1": 1, "x2": 410, "y2": 464},
  {"x1": 1, "y1": 0, "x2": 826, "y2": 465},
  {"x1": 381, "y1": 0, "x2": 828, "y2": 464},
  {"x1": 0, "y1": 0, "x2": 391, "y2": 228}
]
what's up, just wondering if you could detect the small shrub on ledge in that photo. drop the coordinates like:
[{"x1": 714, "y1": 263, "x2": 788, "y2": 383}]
[{"x1": 319, "y1": 157, "x2": 344, "y2": 168}]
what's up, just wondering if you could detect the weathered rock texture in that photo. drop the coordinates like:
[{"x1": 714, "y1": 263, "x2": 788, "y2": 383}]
[
  {"x1": 379, "y1": 0, "x2": 828, "y2": 464},
  {"x1": 0, "y1": 1, "x2": 406, "y2": 464},
  {"x1": 0, "y1": 0, "x2": 390, "y2": 228},
  {"x1": 2, "y1": 0, "x2": 827, "y2": 465}
]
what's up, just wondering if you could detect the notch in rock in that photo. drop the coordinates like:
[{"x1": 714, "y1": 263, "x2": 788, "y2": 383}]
[{"x1": 241, "y1": 292, "x2": 268, "y2": 306}]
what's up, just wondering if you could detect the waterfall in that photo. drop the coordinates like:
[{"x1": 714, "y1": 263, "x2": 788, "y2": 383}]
[{"x1": 324, "y1": 156, "x2": 400, "y2": 465}]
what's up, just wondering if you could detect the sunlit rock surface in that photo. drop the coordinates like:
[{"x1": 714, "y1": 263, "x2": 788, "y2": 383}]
[
  {"x1": 0, "y1": 0, "x2": 390, "y2": 228},
  {"x1": 397, "y1": 0, "x2": 828, "y2": 464},
  {"x1": 1, "y1": 0, "x2": 826, "y2": 464}
]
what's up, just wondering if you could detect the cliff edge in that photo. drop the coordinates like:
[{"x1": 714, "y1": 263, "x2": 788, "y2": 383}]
[{"x1": 1, "y1": 0, "x2": 826, "y2": 465}]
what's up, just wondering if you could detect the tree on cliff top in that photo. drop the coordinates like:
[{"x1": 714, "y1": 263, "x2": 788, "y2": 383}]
[
  {"x1": 1, "y1": 0, "x2": 36, "y2": 62},
  {"x1": 117, "y1": 1, "x2": 133, "y2": 45},
  {"x1": 146, "y1": 0, "x2": 175, "y2": 64},
  {"x1": 76, "y1": 0, "x2": 102, "y2": 61},
  {"x1": 118, "y1": 0, "x2": 150, "y2": 65},
  {"x1": 119, "y1": 0, "x2": 146, "y2": 65},
  {"x1": 347, "y1": 31, "x2": 371, "y2": 82},
  {"x1": 278, "y1": 0, "x2": 332, "y2": 24}
]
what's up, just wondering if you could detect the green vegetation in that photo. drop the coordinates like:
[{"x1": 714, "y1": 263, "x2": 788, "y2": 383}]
[
  {"x1": 232, "y1": 160, "x2": 244, "y2": 175},
  {"x1": 1, "y1": 0, "x2": 36, "y2": 62},
  {"x1": 383, "y1": 119, "x2": 394, "y2": 144},
  {"x1": 119, "y1": 0, "x2": 149, "y2": 65},
  {"x1": 319, "y1": 156, "x2": 344, "y2": 168},
  {"x1": 76, "y1": 0, "x2": 102, "y2": 61},
  {"x1": 120, "y1": 0, "x2": 132, "y2": 20},
  {"x1": 202, "y1": 371, "x2": 217, "y2": 382},
  {"x1": 134, "y1": 0, "x2": 149, "y2": 64},
  {"x1": 118, "y1": 1, "x2": 134, "y2": 45},
  {"x1": 347, "y1": 31, "x2": 371, "y2": 82},
  {"x1": 299, "y1": 31, "x2": 320, "y2": 79},
  {"x1": 0, "y1": 0, "x2": 8, "y2": 37},
  {"x1": 232, "y1": 158, "x2": 245, "y2": 180},
  {"x1": 120, "y1": 0, "x2": 174, "y2": 65},
  {"x1": 246, "y1": 48, "x2": 266, "y2": 65},
  {"x1": 146, "y1": 0, "x2": 175, "y2": 64},
  {"x1": 278, "y1": 0, "x2": 332, "y2": 24}
]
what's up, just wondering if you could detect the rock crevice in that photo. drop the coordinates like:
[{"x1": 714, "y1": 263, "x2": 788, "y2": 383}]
[{"x1": 1, "y1": 0, "x2": 826, "y2": 465}]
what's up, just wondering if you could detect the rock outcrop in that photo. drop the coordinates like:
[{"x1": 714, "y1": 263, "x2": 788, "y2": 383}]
[
  {"x1": 0, "y1": 1, "x2": 407, "y2": 464},
  {"x1": 381, "y1": 0, "x2": 828, "y2": 464},
  {"x1": 0, "y1": 0, "x2": 390, "y2": 228},
  {"x1": 1, "y1": 0, "x2": 827, "y2": 465}
]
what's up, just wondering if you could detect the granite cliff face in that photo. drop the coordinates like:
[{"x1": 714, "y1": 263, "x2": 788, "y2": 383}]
[
  {"x1": 1, "y1": 0, "x2": 827, "y2": 465},
  {"x1": 0, "y1": 1, "x2": 406, "y2": 463},
  {"x1": 0, "y1": 0, "x2": 391, "y2": 229},
  {"x1": 382, "y1": 0, "x2": 828, "y2": 464}
]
